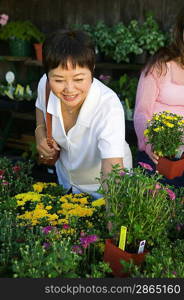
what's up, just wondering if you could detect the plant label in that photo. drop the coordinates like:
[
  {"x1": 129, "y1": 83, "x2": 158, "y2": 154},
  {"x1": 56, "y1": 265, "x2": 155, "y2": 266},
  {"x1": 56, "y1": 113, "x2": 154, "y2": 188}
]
[
  {"x1": 138, "y1": 240, "x2": 146, "y2": 254},
  {"x1": 118, "y1": 226, "x2": 127, "y2": 250}
]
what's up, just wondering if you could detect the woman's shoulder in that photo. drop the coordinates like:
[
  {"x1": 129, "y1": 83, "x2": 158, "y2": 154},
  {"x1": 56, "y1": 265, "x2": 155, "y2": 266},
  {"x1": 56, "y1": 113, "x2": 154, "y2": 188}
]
[
  {"x1": 143, "y1": 60, "x2": 172, "y2": 80},
  {"x1": 92, "y1": 78, "x2": 123, "y2": 116},
  {"x1": 93, "y1": 78, "x2": 120, "y2": 102},
  {"x1": 38, "y1": 74, "x2": 47, "y2": 85}
]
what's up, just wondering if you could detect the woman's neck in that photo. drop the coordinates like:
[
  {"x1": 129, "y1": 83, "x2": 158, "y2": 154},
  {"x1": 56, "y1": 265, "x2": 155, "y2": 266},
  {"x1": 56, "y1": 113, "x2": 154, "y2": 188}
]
[{"x1": 61, "y1": 101, "x2": 83, "y2": 115}]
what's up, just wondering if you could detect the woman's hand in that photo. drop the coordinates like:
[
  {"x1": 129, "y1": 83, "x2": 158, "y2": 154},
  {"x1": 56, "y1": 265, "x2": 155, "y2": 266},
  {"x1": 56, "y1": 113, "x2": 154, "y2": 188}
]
[
  {"x1": 37, "y1": 137, "x2": 60, "y2": 159},
  {"x1": 145, "y1": 144, "x2": 159, "y2": 164},
  {"x1": 35, "y1": 123, "x2": 60, "y2": 159}
]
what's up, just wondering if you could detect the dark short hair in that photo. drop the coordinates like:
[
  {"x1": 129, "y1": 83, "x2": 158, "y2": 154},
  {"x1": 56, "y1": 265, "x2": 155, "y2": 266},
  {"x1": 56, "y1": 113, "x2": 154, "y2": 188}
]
[{"x1": 42, "y1": 29, "x2": 95, "y2": 76}]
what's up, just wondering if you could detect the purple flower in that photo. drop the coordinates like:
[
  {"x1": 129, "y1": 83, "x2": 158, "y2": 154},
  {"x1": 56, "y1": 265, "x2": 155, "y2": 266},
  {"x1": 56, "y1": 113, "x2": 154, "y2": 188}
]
[
  {"x1": 166, "y1": 188, "x2": 176, "y2": 200},
  {"x1": 138, "y1": 162, "x2": 153, "y2": 171},
  {"x1": 119, "y1": 171, "x2": 126, "y2": 176},
  {"x1": 172, "y1": 271, "x2": 177, "y2": 276},
  {"x1": 72, "y1": 245, "x2": 83, "y2": 255},
  {"x1": 80, "y1": 234, "x2": 99, "y2": 248},
  {"x1": 43, "y1": 242, "x2": 51, "y2": 249},
  {"x1": 42, "y1": 226, "x2": 54, "y2": 234}
]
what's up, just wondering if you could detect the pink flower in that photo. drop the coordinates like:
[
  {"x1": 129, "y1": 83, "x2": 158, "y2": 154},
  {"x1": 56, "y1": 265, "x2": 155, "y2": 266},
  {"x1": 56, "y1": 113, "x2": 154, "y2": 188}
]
[
  {"x1": 155, "y1": 183, "x2": 161, "y2": 189},
  {"x1": 138, "y1": 162, "x2": 153, "y2": 171},
  {"x1": 42, "y1": 226, "x2": 54, "y2": 234},
  {"x1": 62, "y1": 224, "x2": 70, "y2": 229},
  {"x1": 119, "y1": 171, "x2": 126, "y2": 176},
  {"x1": 12, "y1": 165, "x2": 21, "y2": 173},
  {"x1": 80, "y1": 234, "x2": 98, "y2": 248},
  {"x1": 149, "y1": 183, "x2": 162, "y2": 195},
  {"x1": 0, "y1": 14, "x2": 9, "y2": 26},
  {"x1": 165, "y1": 188, "x2": 176, "y2": 200}
]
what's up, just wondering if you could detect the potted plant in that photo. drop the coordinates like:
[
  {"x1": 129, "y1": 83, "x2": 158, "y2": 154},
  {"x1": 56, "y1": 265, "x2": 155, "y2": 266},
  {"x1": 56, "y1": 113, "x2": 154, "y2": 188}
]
[
  {"x1": 99, "y1": 165, "x2": 174, "y2": 277},
  {"x1": 144, "y1": 110, "x2": 184, "y2": 179},
  {"x1": 138, "y1": 13, "x2": 166, "y2": 56},
  {"x1": 93, "y1": 21, "x2": 115, "y2": 62},
  {"x1": 111, "y1": 22, "x2": 142, "y2": 63},
  {"x1": 0, "y1": 20, "x2": 45, "y2": 57}
]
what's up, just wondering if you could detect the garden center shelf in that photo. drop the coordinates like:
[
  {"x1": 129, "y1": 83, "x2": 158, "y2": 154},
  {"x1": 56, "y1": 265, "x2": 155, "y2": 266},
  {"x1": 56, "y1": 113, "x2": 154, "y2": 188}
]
[
  {"x1": 0, "y1": 101, "x2": 35, "y2": 153},
  {"x1": 0, "y1": 56, "x2": 143, "y2": 70}
]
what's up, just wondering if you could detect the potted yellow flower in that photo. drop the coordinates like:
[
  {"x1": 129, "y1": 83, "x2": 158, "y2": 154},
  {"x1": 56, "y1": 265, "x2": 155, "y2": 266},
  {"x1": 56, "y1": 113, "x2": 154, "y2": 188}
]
[{"x1": 144, "y1": 110, "x2": 184, "y2": 179}]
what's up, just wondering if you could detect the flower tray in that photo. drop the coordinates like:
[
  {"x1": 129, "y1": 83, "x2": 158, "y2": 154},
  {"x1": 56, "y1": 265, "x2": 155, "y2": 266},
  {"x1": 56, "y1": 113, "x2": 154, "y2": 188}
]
[
  {"x1": 103, "y1": 239, "x2": 148, "y2": 277},
  {"x1": 156, "y1": 154, "x2": 184, "y2": 179}
]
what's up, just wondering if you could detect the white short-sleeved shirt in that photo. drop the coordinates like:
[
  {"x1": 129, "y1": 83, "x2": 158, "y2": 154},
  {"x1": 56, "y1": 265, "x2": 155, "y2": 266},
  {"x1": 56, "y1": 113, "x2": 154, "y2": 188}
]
[{"x1": 36, "y1": 74, "x2": 132, "y2": 193}]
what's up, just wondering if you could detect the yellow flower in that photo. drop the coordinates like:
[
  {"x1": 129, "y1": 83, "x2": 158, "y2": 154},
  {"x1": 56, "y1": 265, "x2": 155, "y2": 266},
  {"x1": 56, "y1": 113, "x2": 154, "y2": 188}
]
[
  {"x1": 47, "y1": 213, "x2": 59, "y2": 221},
  {"x1": 144, "y1": 129, "x2": 149, "y2": 136},
  {"x1": 61, "y1": 202, "x2": 77, "y2": 210},
  {"x1": 32, "y1": 182, "x2": 45, "y2": 193},
  {"x1": 165, "y1": 122, "x2": 174, "y2": 128},
  {"x1": 15, "y1": 192, "x2": 42, "y2": 204},
  {"x1": 68, "y1": 206, "x2": 94, "y2": 217},
  {"x1": 57, "y1": 218, "x2": 69, "y2": 224},
  {"x1": 92, "y1": 198, "x2": 105, "y2": 207},
  {"x1": 153, "y1": 127, "x2": 161, "y2": 132},
  {"x1": 45, "y1": 205, "x2": 52, "y2": 210}
]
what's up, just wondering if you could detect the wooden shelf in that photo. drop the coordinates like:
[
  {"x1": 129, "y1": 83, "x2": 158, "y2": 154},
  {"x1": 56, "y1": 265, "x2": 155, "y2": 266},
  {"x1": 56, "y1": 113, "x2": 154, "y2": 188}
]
[
  {"x1": 0, "y1": 55, "x2": 28, "y2": 62},
  {"x1": 0, "y1": 56, "x2": 143, "y2": 70}
]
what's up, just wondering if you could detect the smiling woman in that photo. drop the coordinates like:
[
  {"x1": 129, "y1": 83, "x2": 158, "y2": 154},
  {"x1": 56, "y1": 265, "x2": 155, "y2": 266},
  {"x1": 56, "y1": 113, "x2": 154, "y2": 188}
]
[{"x1": 35, "y1": 29, "x2": 132, "y2": 200}]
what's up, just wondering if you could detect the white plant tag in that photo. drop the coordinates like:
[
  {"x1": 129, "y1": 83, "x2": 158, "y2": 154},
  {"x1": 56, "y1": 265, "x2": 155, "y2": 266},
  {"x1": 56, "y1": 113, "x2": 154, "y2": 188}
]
[
  {"x1": 5, "y1": 71, "x2": 15, "y2": 84},
  {"x1": 175, "y1": 146, "x2": 184, "y2": 159},
  {"x1": 138, "y1": 240, "x2": 146, "y2": 254}
]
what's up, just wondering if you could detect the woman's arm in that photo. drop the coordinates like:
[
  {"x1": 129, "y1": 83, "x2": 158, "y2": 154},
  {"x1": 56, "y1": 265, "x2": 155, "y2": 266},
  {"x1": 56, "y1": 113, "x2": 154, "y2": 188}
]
[
  {"x1": 133, "y1": 70, "x2": 160, "y2": 163},
  {"x1": 35, "y1": 108, "x2": 60, "y2": 158}
]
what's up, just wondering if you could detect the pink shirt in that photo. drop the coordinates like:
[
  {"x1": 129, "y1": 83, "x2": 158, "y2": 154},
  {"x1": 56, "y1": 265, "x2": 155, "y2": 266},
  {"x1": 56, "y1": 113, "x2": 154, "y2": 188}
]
[{"x1": 134, "y1": 61, "x2": 184, "y2": 151}]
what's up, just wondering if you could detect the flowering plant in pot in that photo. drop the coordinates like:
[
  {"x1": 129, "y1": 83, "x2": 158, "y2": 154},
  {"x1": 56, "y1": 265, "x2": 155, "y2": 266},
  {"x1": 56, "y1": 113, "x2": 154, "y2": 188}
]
[
  {"x1": 99, "y1": 164, "x2": 175, "y2": 277},
  {"x1": 0, "y1": 19, "x2": 45, "y2": 57},
  {"x1": 144, "y1": 110, "x2": 184, "y2": 179}
]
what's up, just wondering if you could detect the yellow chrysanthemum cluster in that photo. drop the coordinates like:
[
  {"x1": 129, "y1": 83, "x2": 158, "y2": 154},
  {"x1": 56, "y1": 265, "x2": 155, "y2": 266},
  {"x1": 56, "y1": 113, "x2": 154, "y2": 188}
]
[
  {"x1": 15, "y1": 186, "x2": 105, "y2": 229},
  {"x1": 32, "y1": 182, "x2": 57, "y2": 193},
  {"x1": 144, "y1": 111, "x2": 184, "y2": 158}
]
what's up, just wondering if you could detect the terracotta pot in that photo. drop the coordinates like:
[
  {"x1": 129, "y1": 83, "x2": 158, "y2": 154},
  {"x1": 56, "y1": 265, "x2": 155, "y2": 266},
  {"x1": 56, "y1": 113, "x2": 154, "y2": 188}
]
[
  {"x1": 34, "y1": 43, "x2": 43, "y2": 62},
  {"x1": 103, "y1": 239, "x2": 148, "y2": 277},
  {"x1": 156, "y1": 154, "x2": 184, "y2": 179}
]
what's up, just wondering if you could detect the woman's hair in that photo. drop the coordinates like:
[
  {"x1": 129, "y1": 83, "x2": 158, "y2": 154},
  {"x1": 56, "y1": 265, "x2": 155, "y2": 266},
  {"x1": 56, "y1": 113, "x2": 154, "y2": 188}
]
[
  {"x1": 42, "y1": 29, "x2": 96, "y2": 76},
  {"x1": 145, "y1": 8, "x2": 184, "y2": 76}
]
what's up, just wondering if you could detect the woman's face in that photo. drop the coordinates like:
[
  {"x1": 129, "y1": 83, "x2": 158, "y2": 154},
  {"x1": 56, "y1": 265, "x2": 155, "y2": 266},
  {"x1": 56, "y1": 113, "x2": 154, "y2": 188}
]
[{"x1": 48, "y1": 60, "x2": 92, "y2": 110}]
